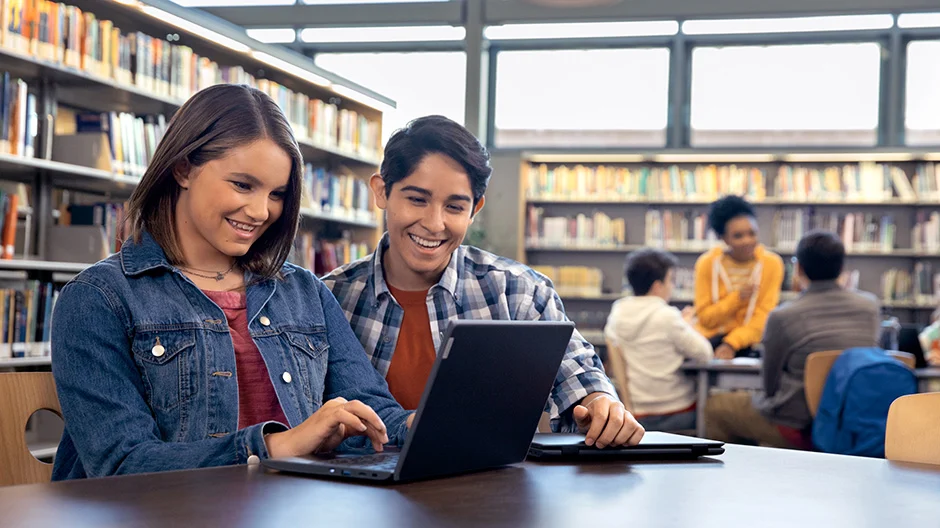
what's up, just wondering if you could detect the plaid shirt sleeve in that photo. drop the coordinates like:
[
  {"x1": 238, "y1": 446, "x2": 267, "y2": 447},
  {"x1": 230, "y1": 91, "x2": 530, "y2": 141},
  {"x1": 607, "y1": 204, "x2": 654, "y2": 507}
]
[{"x1": 523, "y1": 280, "x2": 619, "y2": 433}]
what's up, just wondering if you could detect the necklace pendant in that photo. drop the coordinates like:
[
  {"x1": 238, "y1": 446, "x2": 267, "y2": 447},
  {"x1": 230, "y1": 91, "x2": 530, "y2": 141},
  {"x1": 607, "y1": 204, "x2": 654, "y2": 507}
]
[{"x1": 215, "y1": 272, "x2": 225, "y2": 281}]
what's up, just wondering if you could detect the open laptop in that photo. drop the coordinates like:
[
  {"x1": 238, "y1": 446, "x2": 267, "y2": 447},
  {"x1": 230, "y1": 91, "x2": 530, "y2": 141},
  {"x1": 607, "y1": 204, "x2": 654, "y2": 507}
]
[
  {"x1": 262, "y1": 319, "x2": 575, "y2": 483},
  {"x1": 527, "y1": 432, "x2": 725, "y2": 460}
]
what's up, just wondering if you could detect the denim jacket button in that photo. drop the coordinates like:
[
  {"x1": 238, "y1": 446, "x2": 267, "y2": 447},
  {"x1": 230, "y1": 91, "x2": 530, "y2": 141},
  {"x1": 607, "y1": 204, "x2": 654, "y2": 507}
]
[
  {"x1": 151, "y1": 344, "x2": 166, "y2": 358},
  {"x1": 259, "y1": 316, "x2": 271, "y2": 326},
  {"x1": 247, "y1": 455, "x2": 260, "y2": 465},
  {"x1": 282, "y1": 372, "x2": 292, "y2": 383}
]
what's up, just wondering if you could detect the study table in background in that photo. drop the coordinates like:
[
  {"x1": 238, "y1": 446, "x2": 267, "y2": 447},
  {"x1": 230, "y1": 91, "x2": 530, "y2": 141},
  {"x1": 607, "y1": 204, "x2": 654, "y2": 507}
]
[
  {"x1": 1, "y1": 444, "x2": 938, "y2": 527},
  {"x1": 682, "y1": 360, "x2": 940, "y2": 437}
]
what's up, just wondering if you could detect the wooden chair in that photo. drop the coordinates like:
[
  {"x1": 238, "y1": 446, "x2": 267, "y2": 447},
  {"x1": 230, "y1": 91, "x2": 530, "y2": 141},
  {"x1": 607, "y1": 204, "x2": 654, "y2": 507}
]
[
  {"x1": 0, "y1": 372, "x2": 62, "y2": 486},
  {"x1": 604, "y1": 338, "x2": 633, "y2": 413},
  {"x1": 886, "y1": 392, "x2": 940, "y2": 465},
  {"x1": 805, "y1": 350, "x2": 917, "y2": 417}
]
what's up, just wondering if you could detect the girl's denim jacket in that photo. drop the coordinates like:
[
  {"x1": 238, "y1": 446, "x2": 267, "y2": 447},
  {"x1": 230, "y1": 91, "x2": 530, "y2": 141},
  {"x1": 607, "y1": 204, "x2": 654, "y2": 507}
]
[{"x1": 51, "y1": 232, "x2": 411, "y2": 480}]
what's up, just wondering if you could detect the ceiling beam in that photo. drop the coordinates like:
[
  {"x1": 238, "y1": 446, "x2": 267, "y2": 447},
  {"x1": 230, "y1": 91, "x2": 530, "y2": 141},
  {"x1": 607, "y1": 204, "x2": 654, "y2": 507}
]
[
  {"x1": 483, "y1": 0, "x2": 940, "y2": 24},
  {"x1": 202, "y1": 1, "x2": 463, "y2": 29}
]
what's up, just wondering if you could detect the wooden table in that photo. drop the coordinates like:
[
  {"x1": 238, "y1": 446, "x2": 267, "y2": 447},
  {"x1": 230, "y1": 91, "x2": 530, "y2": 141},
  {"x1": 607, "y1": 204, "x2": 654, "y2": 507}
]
[
  {"x1": 683, "y1": 359, "x2": 762, "y2": 436},
  {"x1": 1, "y1": 445, "x2": 938, "y2": 527},
  {"x1": 683, "y1": 360, "x2": 940, "y2": 437}
]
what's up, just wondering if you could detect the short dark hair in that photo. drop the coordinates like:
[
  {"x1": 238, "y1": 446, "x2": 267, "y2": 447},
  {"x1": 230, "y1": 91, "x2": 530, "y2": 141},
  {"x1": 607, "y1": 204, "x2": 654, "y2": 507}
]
[
  {"x1": 796, "y1": 230, "x2": 845, "y2": 281},
  {"x1": 126, "y1": 84, "x2": 302, "y2": 279},
  {"x1": 380, "y1": 115, "x2": 491, "y2": 207},
  {"x1": 625, "y1": 248, "x2": 678, "y2": 296},
  {"x1": 707, "y1": 195, "x2": 756, "y2": 236}
]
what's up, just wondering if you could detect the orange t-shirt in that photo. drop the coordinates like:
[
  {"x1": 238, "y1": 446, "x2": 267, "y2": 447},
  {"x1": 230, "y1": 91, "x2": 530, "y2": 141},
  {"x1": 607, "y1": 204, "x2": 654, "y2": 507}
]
[{"x1": 384, "y1": 285, "x2": 436, "y2": 410}]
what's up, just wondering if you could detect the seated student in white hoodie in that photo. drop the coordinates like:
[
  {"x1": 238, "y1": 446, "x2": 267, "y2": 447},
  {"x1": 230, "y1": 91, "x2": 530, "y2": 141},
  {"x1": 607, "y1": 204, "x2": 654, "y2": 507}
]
[{"x1": 604, "y1": 248, "x2": 714, "y2": 432}]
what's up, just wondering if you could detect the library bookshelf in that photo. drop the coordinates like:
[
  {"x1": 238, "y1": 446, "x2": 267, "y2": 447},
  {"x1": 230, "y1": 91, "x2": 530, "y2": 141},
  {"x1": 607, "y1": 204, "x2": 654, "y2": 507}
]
[
  {"x1": 0, "y1": 0, "x2": 398, "y2": 462},
  {"x1": 518, "y1": 150, "x2": 940, "y2": 343},
  {"x1": 0, "y1": 0, "x2": 394, "y2": 364}
]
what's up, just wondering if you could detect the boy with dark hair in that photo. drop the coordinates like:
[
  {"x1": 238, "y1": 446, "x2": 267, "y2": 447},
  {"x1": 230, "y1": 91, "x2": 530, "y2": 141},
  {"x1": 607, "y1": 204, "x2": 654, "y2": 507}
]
[
  {"x1": 605, "y1": 248, "x2": 713, "y2": 432},
  {"x1": 706, "y1": 230, "x2": 880, "y2": 448},
  {"x1": 323, "y1": 115, "x2": 644, "y2": 448}
]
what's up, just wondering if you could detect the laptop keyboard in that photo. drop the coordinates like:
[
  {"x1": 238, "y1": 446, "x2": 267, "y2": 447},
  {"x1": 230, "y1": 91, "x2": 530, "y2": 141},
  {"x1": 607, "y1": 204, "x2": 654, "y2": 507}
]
[{"x1": 327, "y1": 453, "x2": 400, "y2": 471}]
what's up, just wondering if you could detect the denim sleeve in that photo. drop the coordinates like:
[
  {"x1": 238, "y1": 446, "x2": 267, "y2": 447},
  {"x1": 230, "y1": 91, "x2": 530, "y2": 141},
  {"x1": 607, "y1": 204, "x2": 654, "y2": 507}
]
[
  {"x1": 317, "y1": 279, "x2": 412, "y2": 447},
  {"x1": 51, "y1": 280, "x2": 287, "y2": 478}
]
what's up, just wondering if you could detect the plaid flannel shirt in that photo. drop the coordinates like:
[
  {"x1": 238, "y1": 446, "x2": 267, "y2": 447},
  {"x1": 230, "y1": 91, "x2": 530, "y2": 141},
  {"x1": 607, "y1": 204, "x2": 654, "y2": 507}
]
[{"x1": 321, "y1": 235, "x2": 618, "y2": 432}]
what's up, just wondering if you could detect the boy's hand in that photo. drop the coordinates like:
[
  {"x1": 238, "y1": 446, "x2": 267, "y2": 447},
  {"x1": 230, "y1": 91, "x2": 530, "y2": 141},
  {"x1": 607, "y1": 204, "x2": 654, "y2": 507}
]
[
  {"x1": 573, "y1": 393, "x2": 644, "y2": 448},
  {"x1": 681, "y1": 306, "x2": 696, "y2": 323}
]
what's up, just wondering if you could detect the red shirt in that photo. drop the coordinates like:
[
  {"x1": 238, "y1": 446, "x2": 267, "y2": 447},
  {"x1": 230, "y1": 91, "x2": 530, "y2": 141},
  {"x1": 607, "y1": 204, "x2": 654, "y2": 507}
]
[
  {"x1": 384, "y1": 285, "x2": 436, "y2": 410},
  {"x1": 203, "y1": 289, "x2": 288, "y2": 429}
]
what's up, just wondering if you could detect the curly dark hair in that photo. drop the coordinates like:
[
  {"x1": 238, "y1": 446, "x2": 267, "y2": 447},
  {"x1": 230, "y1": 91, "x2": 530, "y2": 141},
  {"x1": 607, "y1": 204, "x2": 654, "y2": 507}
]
[{"x1": 707, "y1": 195, "x2": 756, "y2": 236}]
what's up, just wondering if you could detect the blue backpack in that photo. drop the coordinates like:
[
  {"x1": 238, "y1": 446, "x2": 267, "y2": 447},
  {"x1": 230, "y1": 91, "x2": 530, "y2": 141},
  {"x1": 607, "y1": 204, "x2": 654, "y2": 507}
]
[{"x1": 812, "y1": 347, "x2": 917, "y2": 457}]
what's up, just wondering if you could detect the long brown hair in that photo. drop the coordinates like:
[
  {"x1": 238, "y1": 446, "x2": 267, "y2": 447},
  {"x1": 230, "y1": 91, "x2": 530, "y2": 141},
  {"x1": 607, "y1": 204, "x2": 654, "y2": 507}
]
[{"x1": 125, "y1": 84, "x2": 303, "y2": 279}]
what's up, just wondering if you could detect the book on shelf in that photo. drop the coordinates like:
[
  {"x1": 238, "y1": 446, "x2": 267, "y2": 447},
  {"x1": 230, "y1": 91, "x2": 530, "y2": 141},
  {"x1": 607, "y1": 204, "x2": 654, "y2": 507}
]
[
  {"x1": 530, "y1": 265, "x2": 603, "y2": 297},
  {"x1": 525, "y1": 162, "x2": 940, "y2": 203},
  {"x1": 53, "y1": 108, "x2": 168, "y2": 177},
  {"x1": 773, "y1": 210, "x2": 896, "y2": 253},
  {"x1": 0, "y1": 182, "x2": 29, "y2": 260},
  {"x1": 644, "y1": 210, "x2": 717, "y2": 250},
  {"x1": 301, "y1": 164, "x2": 375, "y2": 223},
  {"x1": 913, "y1": 211, "x2": 940, "y2": 254},
  {"x1": 525, "y1": 205, "x2": 626, "y2": 248},
  {"x1": 0, "y1": 71, "x2": 38, "y2": 158},
  {"x1": 291, "y1": 231, "x2": 370, "y2": 276},
  {"x1": 0, "y1": 281, "x2": 59, "y2": 359},
  {"x1": 0, "y1": 0, "x2": 383, "y2": 160},
  {"x1": 55, "y1": 193, "x2": 128, "y2": 255},
  {"x1": 525, "y1": 163, "x2": 767, "y2": 202},
  {"x1": 882, "y1": 263, "x2": 940, "y2": 304}
]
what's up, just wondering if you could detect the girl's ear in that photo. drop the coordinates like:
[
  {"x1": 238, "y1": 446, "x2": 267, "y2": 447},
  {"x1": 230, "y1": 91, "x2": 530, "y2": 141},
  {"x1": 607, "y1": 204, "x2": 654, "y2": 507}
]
[{"x1": 173, "y1": 159, "x2": 193, "y2": 190}]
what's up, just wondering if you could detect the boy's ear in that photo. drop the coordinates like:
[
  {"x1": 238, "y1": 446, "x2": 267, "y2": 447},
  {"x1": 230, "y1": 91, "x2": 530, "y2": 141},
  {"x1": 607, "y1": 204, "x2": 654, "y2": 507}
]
[
  {"x1": 471, "y1": 195, "x2": 485, "y2": 219},
  {"x1": 370, "y1": 174, "x2": 388, "y2": 210}
]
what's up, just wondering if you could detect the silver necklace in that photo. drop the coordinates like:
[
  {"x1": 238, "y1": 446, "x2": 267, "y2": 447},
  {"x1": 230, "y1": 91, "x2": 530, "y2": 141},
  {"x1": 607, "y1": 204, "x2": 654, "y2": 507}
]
[{"x1": 179, "y1": 261, "x2": 237, "y2": 281}]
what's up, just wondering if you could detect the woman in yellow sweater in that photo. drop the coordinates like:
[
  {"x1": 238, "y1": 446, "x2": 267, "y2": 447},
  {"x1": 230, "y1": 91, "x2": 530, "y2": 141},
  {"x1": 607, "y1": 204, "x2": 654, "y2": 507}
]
[{"x1": 693, "y1": 196, "x2": 784, "y2": 360}]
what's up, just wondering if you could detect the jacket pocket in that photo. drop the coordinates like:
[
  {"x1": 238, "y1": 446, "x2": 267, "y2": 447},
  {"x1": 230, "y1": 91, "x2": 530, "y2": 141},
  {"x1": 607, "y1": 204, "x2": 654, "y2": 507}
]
[
  {"x1": 131, "y1": 329, "x2": 197, "y2": 412},
  {"x1": 282, "y1": 329, "x2": 329, "y2": 407}
]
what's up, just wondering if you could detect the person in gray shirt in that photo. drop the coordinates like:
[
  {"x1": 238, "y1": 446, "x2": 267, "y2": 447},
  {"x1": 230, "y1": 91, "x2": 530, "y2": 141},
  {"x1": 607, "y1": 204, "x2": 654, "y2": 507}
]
[{"x1": 705, "y1": 230, "x2": 880, "y2": 448}]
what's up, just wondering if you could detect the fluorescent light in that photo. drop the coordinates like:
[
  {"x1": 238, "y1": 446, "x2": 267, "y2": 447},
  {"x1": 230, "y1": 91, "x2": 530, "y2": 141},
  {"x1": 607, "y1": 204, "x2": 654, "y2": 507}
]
[
  {"x1": 484, "y1": 21, "x2": 678, "y2": 40},
  {"x1": 682, "y1": 14, "x2": 894, "y2": 35},
  {"x1": 139, "y1": 6, "x2": 252, "y2": 53},
  {"x1": 331, "y1": 84, "x2": 394, "y2": 112},
  {"x1": 246, "y1": 28, "x2": 297, "y2": 44},
  {"x1": 920, "y1": 153, "x2": 940, "y2": 161},
  {"x1": 526, "y1": 153, "x2": 646, "y2": 163},
  {"x1": 652, "y1": 153, "x2": 776, "y2": 163},
  {"x1": 300, "y1": 25, "x2": 465, "y2": 43},
  {"x1": 782, "y1": 152, "x2": 914, "y2": 162},
  {"x1": 898, "y1": 13, "x2": 940, "y2": 28},
  {"x1": 251, "y1": 51, "x2": 333, "y2": 87}
]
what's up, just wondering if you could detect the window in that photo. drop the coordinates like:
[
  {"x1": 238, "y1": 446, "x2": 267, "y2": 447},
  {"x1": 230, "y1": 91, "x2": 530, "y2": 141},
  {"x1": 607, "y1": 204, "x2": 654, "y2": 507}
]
[
  {"x1": 905, "y1": 41, "x2": 940, "y2": 145},
  {"x1": 682, "y1": 14, "x2": 893, "y2": 35},
  {"x1": 246, "y1": 28, "x2": 296, "y2": 44},
  {"x1": 301, "y1": 26, "x2": 464, "y2": 43},
  {"x1": 690, "y1": 43, "x2": 881, "y2": 146},
  {"x1": 484, "y1": 21, "x2": 678, "y2": 40},
  {"x1": 169, "y1": 0, "x2": 295, "y2": 6},
  {"x1": 494, "y1": 48, "x2": 670, "y2": 148},
  {"x1": 314, "y1": 52, "x2": 466, "y2": 144},
  {"x1": 898, "y1": 13, "x2": 940, "y2": 28}
]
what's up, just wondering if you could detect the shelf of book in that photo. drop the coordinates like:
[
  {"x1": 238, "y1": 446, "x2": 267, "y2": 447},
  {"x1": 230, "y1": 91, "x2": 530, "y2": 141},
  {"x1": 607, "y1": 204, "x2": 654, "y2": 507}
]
[
  {"x1": 525, "y1": 244, "x2": 940, "y2": 259},
  {"x1": 527, "y1": 198, "x2": 940, "y2": 207},
  {"x1": 0, "y1": 356, "x2": 52, "y2": 368},
  {"x1": 300, "y1": 208, "x2": 378, "y2": 230},
  {"x1": 559, "y1": 292, "x2": 937, "y2": 310},
  {"x1": 0, "y1": 259, "x2": 89, "y2": 273}
]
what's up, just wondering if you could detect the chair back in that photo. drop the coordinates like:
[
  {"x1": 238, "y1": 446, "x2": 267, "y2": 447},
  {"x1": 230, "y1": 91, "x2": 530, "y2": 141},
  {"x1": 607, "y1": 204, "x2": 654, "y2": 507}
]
[
  {"x1": 886, "y1": 392, "x2": 940, "y2": 465},
  {"x1": 0, "y1": 373, "x2": 62, "y2": 486}
]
